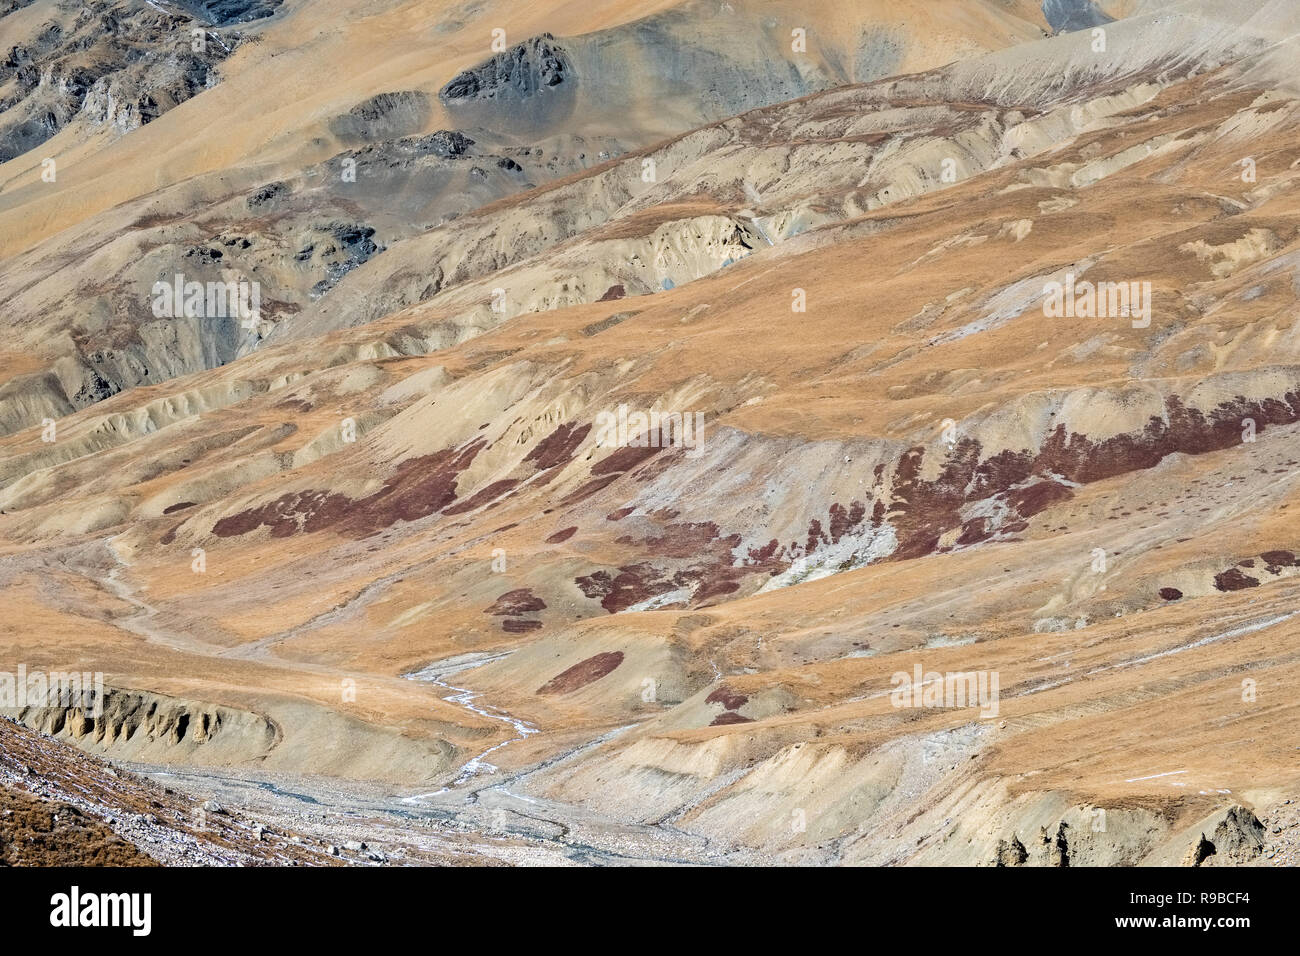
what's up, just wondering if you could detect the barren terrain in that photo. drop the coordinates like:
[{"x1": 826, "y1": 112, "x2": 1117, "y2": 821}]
[{"x1": 2, "y1": 0, "x2": 1299, "y2": 866}]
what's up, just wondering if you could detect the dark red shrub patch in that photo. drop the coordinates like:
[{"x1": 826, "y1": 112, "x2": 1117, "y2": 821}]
[{"x1": 537, "y1": 651, "x2": 624, "y2": 695}]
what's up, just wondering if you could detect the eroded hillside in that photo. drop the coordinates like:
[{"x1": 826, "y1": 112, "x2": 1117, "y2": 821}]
[{"x1": 1, "y1": 0, "x2": 1299, "y2": 865}]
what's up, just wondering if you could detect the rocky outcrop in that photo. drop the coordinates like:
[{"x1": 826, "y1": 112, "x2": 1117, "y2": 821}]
[
  {"x1": 995, "y1": 835, "x2": 1029, "y2": 866},
  {"x1": 440, "y1": 34, "x2": 571, "y2": 103},
  {"x1": 1185, "y1": 806, "x2": 1266, "y2": 866},
  {"x1": 5, "y1": 687, "x2": 278, "y2": 763},
  {"x1": 329, "y1": 90, "x2": 431, "y2": 142},
  {"x1": 1041, "y1": 822, "x2": 1071, "y2": 866},
  {"x1": 180, "y1": 0, "x2": 283, "y2": 26},
  {"x1": 0, "y1": 0, "x2": 253, "y2": 161}
]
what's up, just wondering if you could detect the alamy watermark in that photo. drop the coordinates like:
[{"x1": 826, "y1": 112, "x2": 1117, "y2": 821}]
[
  {"x1": 593, "y1": 404, "x2": 706, "y2": 455},
  {"x1": 1043, "y1": 273, "x2": 1151, "y2": 328},
  {"x1": 50, "y1": 886, "x2": 150, "y2": 936},
  {"x1": 890, "y1": 664, "x2": 1000, "y2": 718},
  {"x1": 151, "y1": 273, "x2": 261, "y2": 329},
  {"x1": 0, "y1": 666, "x2": 105, "y2": 717}
]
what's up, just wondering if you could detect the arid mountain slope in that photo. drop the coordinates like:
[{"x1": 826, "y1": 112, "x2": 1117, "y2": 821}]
[
  {"x1": 0, "y1": 0, "x2": 1124, "y2": 435},
  {"x1": 1, "y1": 0, "x2": 1298, "y2": 865}
]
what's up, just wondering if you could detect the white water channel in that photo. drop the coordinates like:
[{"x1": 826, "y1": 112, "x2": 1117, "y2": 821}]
[{"x1": 402, "y1": 651, "x2": 538, "y2": 801}]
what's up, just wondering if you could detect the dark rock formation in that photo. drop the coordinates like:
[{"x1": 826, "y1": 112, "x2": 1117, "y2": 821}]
[
  {"x1": 329, "y1": 90, "x2": 431, "y2": 142},
  {"x1": 440, "y1": 33, "x2": 571, "y2": 103},
  {"x1": 181, "y1": 0, "x2": 283, "y2": 26}
]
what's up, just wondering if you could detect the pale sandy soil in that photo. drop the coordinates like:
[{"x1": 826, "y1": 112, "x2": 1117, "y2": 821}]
[{"x1": 2, "y1": 0, "x2": 1300, "y2": 866}]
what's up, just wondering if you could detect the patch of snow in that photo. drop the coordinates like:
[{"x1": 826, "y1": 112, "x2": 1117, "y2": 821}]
[
  {"x1": 620, "y1": 588, "x2": 693, "y2": 613},
  {"x1": 756, "y1": 522, "x2": 897, "y2": 594}
]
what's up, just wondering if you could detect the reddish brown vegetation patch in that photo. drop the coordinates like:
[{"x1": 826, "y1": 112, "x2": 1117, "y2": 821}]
[
  {"x1": 693, "y1": 578, "x2": 741, "y2": 602},
  {"x1": 575, "y1": 570, "x2": 614, "y2": 600},
  {"x1": 551, "y1": 391, "x2": 1299, "y2": 621},
  {"x1": 537, "y1": 651, "x2": 624, "y2": 695},
  {"x1": 575, "y1": 391, "x2": 1267, "y2": 608},
  {"x1": 212, "y1": 489, "x2": 349, "y2": 539},
  {"x1": 828, "y1": 501, "x2": 867, "y2": 541},
  {"x1": 884, "y1": 390, "x2": 1300, "y2": 562},
  {"x1": 706, "y1": 685, "x2": 748, "y2": 710},
  {"x1": 956, "y1": 518, "x2": 992, "y2": 546},
  {"x1": 501, "y1": 619, "x2": 543, "y2": 633},
  {"x1": 212, "y1": 440, "x2": 486, "y2": 539},
  {"x1": 575, "y1": 564, "x2": 667, "y2": 613},
  {"x1": 1158, "y1": 587, "x2": 1183, "y2": 601},
  {"x1": 546, "y1": 526, "x2": 578, "y2": 543},
  {"x1": 524, "y1": 422, "x2": 591, "y2": 470},
  {"x1": 591, "y1": 444, "x2": 661, "y2": 476},
  {"x1": 163, "y1": 501, "x2": 196, "y2": 515},
  {"x1": 626, "y1": 447, "x2": 682, "y2": 484},
  {"x1": 643, "y1": 521, "x2": 739, "y2": 560},
  {"x1": 1036, "y1": 393, "x2": 1300, "y2": 484},
  {"x1": 341, "y1": 440, "x2": 486, "y2": 534},
  {"x1": 574, "y1": 515, "x2": 785, "y2": 613},
  {"x1": 710, "y1": 712, "x2": 754, "y2": 726},
  {"x1": 887, "y1": 444, "x2": 973, "y2": 560},
  {"x1": 1006, "y1": 480, "x2": 1074, "y2": 518},
  {"x1": 443, "y1": 478, "x2": 520, "y2": 515},
  {"x1": 1215, "y1": 568, "x2": 1260, "y2": 591},
  {"x1": 486, "y1": 588, "x2": 547, "y2": 616}
]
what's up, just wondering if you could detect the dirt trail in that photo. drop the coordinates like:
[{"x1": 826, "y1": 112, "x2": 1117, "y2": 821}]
[{"x1": 101, "y1": 535, "x2": 219, "y2": 658}]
